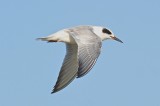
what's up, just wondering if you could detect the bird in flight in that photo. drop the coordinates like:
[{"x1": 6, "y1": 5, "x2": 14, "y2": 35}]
[{"x1": 37, "y1": 25, "x2": 123, "y2": 93}]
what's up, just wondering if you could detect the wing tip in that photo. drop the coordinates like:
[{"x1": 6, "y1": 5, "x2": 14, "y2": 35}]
[
  {"x1": 51, "y1": 88, "x2": 59, "y2": 94},
  {"x1": 51, "y1": 90, "x2": 56, "y2": 94},
  {"x1": 51, "y1": 85, "x2": 62, "y2": 94}
]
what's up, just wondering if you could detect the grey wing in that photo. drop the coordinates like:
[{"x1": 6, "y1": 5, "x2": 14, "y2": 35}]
[
  {"x1": 77, "y1": 42, "x2": 101, "y2": 78},
  {"x1": 52, "y1": 44, "x2": 78, "y2": 93},
  {"x1": 68, "y1": 27, "x2": 102, "y2": 78}
]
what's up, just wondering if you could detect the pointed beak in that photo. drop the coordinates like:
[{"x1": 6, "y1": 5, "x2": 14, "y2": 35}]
[{"x1": 111, "y1": 36, "x2": 123, "y2": 43}]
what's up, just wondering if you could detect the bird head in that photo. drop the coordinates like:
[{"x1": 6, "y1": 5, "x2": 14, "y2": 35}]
[
  {"x1": 93, "y1": 26, "x2": 123, "y2": 43},
  {"x1": 102, "y1": 28, "x2": 123, "y2": 43}
]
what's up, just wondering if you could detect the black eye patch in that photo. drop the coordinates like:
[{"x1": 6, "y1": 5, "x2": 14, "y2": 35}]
[{"x1": 102, "y1": 28, "x2": 112, "y2": 34}]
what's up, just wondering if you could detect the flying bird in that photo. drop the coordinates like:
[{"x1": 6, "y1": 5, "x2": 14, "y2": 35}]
[{"x1": 37, "y1": 25, "x2": 123, "y2": 93}]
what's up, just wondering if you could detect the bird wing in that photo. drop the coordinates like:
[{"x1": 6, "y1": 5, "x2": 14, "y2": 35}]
[
  {"x1": 52, "y1": 44, "x2": 78, "y2": 93},
  {"x1": 68, "y1": 26, "x2": 102, "y2": 78}
]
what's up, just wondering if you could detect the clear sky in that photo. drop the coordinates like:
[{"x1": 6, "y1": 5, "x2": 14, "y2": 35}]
[{"x1": 0, "y1": 0, "x2": 160, "y2": 106}]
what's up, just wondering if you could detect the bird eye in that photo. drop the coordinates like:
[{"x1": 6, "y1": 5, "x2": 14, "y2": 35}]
[{"x1": 102, "y1": 28, "x2": 112, "y2": 35}]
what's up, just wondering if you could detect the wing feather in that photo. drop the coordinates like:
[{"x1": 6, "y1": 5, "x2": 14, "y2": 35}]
[
  {"x1": 52, "y1": 44, "x2": 78, "y2": 93},
  {"x1": 68, "y1": 26, "x2": 102, "y2": 78},
  {"x1": 52, "y1": 26, "x2": 102, "y2": 93}
]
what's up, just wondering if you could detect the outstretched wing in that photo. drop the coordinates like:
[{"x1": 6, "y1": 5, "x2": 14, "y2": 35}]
[
  {"x1": 68, "y1": 26, "x2": 102, "y2": 78},
  {"x1": 52, "y1": 44, "x2": 78, "y2": 93},
  {"x1": 77, "y1": 42, "x2": 101, "y2": 78}
]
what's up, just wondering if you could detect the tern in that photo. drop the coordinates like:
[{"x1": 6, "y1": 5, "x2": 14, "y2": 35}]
[{"x1": 37, "y1": 25, "x2": 123, "y2": 93}]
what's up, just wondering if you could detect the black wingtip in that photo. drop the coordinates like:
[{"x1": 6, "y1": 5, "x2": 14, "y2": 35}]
[
  {"x1": 51, "y1": 90, "x2": 56, "y2": 94},
  {"x1": 51, "y1": 88, "x2": 59, "y2": 94},
  {"x1": 51, "y1": 91, "x2": 54, "y2": 94}
]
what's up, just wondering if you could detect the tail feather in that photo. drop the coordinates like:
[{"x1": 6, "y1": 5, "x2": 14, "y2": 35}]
[
  {"x1": 36, "y1": 37, "x2": 58, "y2": 42},
  {"x1": 36, "y1": 37, "x2": 48, "y2": 41}
]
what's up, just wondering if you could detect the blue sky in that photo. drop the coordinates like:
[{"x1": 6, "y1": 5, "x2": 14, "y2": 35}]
[{"x1": 0, "y1": 0, "x2": 160, "y2": 106}]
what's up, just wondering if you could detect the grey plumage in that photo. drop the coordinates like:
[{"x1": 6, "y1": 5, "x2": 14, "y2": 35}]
[{"x1": 52, "y1": 26, "x2": 102, "y2": 93}]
